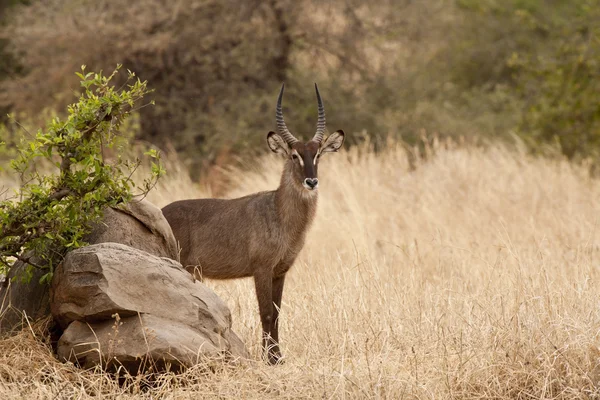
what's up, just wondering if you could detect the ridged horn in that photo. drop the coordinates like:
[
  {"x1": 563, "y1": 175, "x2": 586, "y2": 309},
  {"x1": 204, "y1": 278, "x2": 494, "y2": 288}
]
[
  {"x1": 276, "y1": 83, "x2": 298, "y2": 146},
  {"x1": 312, "y1": 83, "x2": 326, "y2": 143}
]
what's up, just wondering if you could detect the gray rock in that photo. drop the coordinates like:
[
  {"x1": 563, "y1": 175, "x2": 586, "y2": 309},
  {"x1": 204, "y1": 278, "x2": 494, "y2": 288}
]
[
  {"x1": 57, "y1": 314, "x2": 228, "y2": 373},
  {"x1": 52, "y1": 243, "x2": 248, "y2": 369},
  {"x1": 85, "y1": 199, "x2": 180, "y2": 262}
]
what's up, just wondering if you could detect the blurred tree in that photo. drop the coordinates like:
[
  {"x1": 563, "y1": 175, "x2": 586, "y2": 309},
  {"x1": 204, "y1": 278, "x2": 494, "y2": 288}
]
[
  {"x1": 455, "y1": 0, "x2": 600, "y2": 159},
  {"x1": 0, "y1": 0, "x2": 433, "y2": 174},
  {"x1": 0, "y1": 0, "x2": 27, "y2": 117},
  {"x1": 2, "y1": 0, "x2": 598, "y2": 176},
  {"x1": 515, "y1": 2, "x2": 600, "y2": 159},
  {"x1": 0, "y1": 1, "x2": 302, "y2": 174}
]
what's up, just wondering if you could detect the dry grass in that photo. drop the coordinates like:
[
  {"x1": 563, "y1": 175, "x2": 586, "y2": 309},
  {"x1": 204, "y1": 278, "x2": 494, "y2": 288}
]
[{"x1": 3, "y1": 140, "x2": 600, "y2": 399}]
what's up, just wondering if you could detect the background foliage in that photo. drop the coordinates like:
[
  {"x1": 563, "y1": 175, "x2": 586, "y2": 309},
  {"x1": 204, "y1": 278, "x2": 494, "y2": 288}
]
[
  {"x1": 0, "y1": 0, "x2": 597, "y2": 179},
  {"x1": 0, "y1": 0, "x2": 598, "y2": 170}
]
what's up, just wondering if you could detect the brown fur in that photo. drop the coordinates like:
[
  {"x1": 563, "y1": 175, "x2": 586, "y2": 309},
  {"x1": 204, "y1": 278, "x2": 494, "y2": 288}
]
[{"x1": 163, "y1": 129, "x2": 344, "y2": 365}]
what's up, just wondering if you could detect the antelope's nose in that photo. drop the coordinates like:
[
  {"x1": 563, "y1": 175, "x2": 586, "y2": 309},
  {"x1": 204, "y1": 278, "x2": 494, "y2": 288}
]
[{"x1": 304, "y1": 178, "x2": 319, "y2": 189}]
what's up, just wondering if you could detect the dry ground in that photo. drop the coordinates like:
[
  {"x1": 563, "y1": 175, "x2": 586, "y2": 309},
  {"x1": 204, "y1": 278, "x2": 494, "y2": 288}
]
[{"x1": 2, "y1": 140, "x2": 600, "y2": 399}]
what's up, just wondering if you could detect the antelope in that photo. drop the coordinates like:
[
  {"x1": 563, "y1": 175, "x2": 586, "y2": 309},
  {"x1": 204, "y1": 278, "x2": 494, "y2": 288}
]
[{"x1": 161, "y1": 84, "x2": 344, "y2": 364}]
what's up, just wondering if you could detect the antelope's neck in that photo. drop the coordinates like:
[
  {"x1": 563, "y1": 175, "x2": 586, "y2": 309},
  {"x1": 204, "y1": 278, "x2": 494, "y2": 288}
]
[{"x1": 274, "y1": 163, "x2": 318, "y2": 237}]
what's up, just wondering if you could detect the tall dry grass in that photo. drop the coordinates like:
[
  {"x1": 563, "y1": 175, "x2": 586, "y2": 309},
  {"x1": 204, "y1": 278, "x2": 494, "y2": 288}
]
[{"x1": 2, "y1": 140, "x2": 600, "y2": 399}]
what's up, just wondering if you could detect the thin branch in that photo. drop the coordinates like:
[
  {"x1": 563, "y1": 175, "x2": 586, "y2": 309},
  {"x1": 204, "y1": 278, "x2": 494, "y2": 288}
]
[
  {"x1": 0, "y1": 186, "x2": 11, "y2": 201},
  {"x1": 114, "y1": 75, "x2": 134, "y2": 94},
  {"x1": 12, "y1": 253, "x2": 46, "y2": 271},
  {"x1": 48, "y1": 188, "x2": 72, "y2": 201},
  {"x1": 124, "y1": 158, "x2": 142, "y2": 182},
  {"x1": 7, "y1": 115, "x2": 35, "y2": 139},
  {"x1": 129, "y1": 100, "x2": 155, "y2": 113},
  {"x1": 59, "y1": 156, "x2": 72, "y2": 176}
]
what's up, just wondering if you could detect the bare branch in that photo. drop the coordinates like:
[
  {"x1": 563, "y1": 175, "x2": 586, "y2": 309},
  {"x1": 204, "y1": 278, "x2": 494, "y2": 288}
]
[
  {"x1": 7, "y1": 115, "x2": 35, "y2": 139},
  {"x1": 12, "y1": 253, "x2": 46, "y2": 271},
  {"x1": 48, "y1": 188, "x2": 72, "y2": 201}
]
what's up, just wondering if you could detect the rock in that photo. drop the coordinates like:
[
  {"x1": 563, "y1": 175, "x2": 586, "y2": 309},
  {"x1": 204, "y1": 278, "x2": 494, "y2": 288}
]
[
  {"x1": 1, "y1": 199, "x2": 179, "y2": 334},
  {"x1": 85, "y1": 199, "x2": 180, "y2": 261},
  {"x1": 52, "y1": 243, "x2": 248, "y2": 369},
  {"x1": 0, "y1": 256, "x2": 51, "y2": 334},
  {"x1": 57, "y1": 315, "x2": 225, "y2": 373}
]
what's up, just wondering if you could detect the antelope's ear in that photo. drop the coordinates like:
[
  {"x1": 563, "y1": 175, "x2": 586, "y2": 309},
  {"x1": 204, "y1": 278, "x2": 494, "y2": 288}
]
[
  {"x1": 320, "y1": 130, "x2": 345, "y2": 153},
  {"x1": 267, "y1": 131, "x2": 290, "y2": 155}
]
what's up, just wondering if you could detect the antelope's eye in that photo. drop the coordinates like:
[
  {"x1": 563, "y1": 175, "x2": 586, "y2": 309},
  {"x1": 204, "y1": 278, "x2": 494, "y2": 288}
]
[{"x1": 292, "y1": 154, "x2": 299, "y2": 160}]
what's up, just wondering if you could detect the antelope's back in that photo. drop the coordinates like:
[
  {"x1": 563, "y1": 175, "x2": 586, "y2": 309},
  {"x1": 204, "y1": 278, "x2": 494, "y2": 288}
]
[
  {"x1": 161, "y1": 195, "x2": 279, "y2": 278},
  {"x1": 161, "y1": 198, "x2": 236, "y2": 267}
]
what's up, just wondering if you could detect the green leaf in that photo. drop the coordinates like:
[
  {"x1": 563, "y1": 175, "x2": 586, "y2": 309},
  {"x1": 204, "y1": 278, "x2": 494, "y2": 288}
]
[{"x1": 39, "y1": 272, "x2": 53, "y2": 285}]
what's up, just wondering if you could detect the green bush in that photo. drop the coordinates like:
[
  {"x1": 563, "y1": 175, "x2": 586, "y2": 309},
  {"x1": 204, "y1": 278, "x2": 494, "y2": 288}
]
[
  {"x1": 0, "y1": 65, "x2": 163, "y2": 284},
  {"x1": 513, "y1": 2, "x2": 600, "y2": 159},
  {"x1": 454, "y1": 0, "x2": 600, "y2": 160}
]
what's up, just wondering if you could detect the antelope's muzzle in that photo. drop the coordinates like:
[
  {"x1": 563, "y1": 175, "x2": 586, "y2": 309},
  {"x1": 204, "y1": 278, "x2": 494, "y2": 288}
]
[{"x1": 303, "y1": 178, "x2": 319, "y2": 190}]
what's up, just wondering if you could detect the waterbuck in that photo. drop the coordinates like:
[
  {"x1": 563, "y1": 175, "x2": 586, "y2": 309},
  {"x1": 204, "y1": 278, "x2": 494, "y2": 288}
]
[{"x1": 161, "y1": 84, "x2": 344, "y2": 364}]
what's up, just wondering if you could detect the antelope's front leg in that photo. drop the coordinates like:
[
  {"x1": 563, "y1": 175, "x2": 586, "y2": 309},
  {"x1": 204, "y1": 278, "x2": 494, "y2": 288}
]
[
  {"x1": 254, "y1": 270, "x2": 281, "y2": 365},
  {"x1": 270, "y1": 274, "x2": 285, "y2": 361}
]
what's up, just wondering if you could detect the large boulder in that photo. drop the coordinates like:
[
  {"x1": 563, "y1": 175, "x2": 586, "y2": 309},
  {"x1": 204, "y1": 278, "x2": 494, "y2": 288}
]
[
  {"x1": 58, "y1": 315, "x2": 225, "y2": 373},
  {"x1": 0, "y1": 199, "x2": 179, "y2": 334},
  {"x1": 52, "y1": 243, "x2": 247, "y2": 371},
  {"x1": 85, "y1": 199, "x2": 179, "y2": 261}
]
